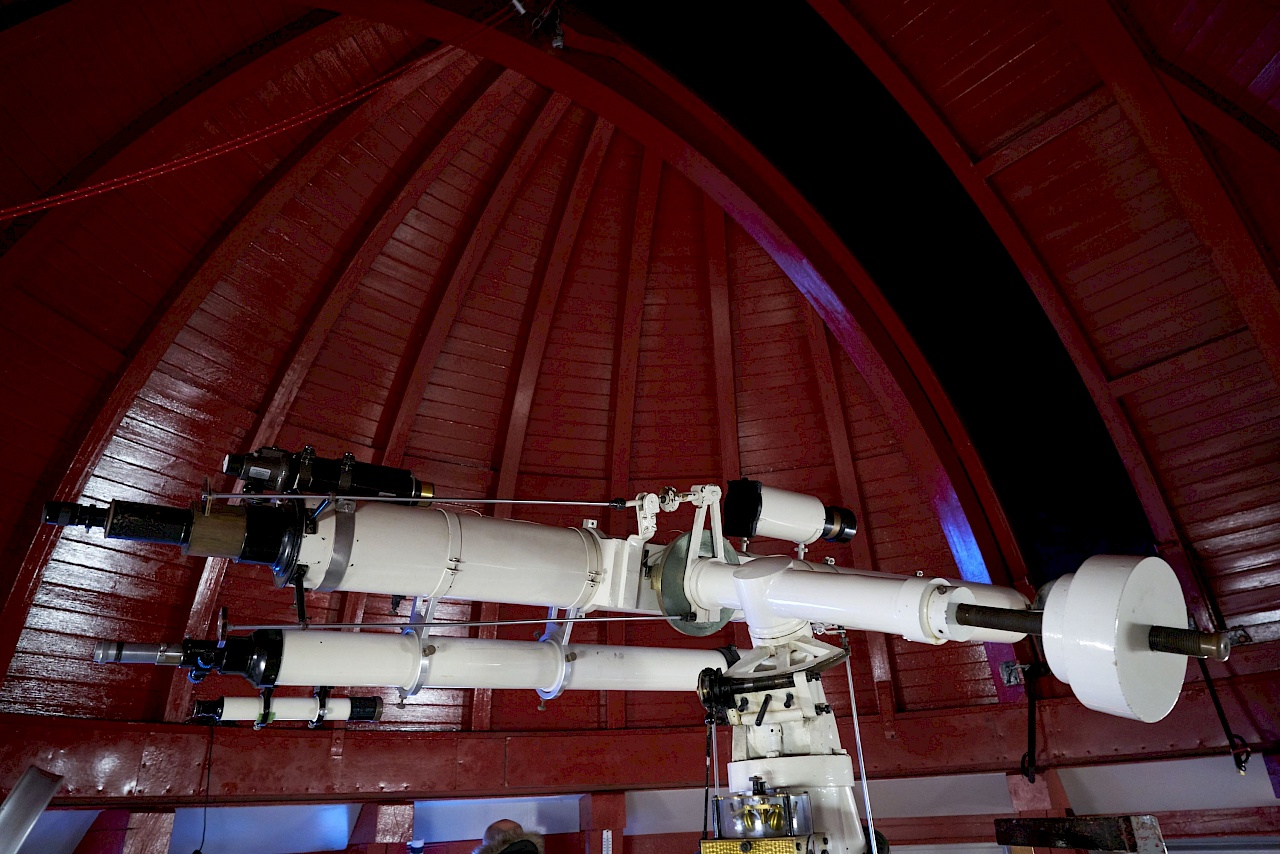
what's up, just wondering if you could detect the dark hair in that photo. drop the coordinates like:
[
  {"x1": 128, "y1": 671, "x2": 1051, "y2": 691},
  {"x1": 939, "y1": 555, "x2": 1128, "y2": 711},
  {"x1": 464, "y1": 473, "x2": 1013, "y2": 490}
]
[{"x1": 500, "y1": 842, "x2": 539, "y2": 854}]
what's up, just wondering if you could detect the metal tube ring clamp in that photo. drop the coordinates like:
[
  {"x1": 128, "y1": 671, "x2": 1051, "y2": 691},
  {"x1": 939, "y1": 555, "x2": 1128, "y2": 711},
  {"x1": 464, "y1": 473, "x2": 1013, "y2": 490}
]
[
  {"x1": 398, "y1": 632, "x2": 438, "y2": 701},
  {"x1": 537, "y1": 639, "x2": 573, "y2": 701}
]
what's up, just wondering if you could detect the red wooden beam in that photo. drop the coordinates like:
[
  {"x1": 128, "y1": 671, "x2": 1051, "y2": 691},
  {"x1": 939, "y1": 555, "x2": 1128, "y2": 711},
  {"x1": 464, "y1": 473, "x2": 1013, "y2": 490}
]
[
  {"x1": 607, "y1": 148, "x2": 661, "y2": 528},
  {"x1": 4, "y1": 667, "x2": 1276, "y2": 806},
  {"x1": 375, "y1": 92, "x2": 573, "y2": 468},
  {"x1": 0, "y1": 41, "x2": 468, "y2": 691},
  {"x1": 491, "y1": 117, "x2": 615, "y2": 513},
  {"x1": 1052, "y1": 0, "x2": 1280, "y2": 390},
  {"x1": 349, "y1": 802, "x2": 414, "y2": 845},
  {"x1": 802, "y1": 305, "x2": 873, "y2": 572},
  {"x1": 802, "y1": 303, "x2": 897, "y2": 715},
  {"x1": 318, "y1": 1, "x2": 1025, "y2": 596},
  {"x1": 806, "y1": 0, "x2": 1218, "y2": 626},
  {"x1": 246, "y1": 51, "x2": 499, "y2": 458},
  {"x1": 161, "y1": 52, "x2": 498, "y2": 722},
  {"x1": 601, "y1": 149, "x2": 660, "y2": 731},
  {"x1": 703, "y1": 197, "x2": 740, "y2": 480},
  {"x1": 1158, "y1": 71, "x2": 1280, "y2": 179}
]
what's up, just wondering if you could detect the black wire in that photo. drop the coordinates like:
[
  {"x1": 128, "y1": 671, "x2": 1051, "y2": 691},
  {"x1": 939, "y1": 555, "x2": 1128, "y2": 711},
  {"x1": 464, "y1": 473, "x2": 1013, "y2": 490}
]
[
  {"x1": 702, "y1": 718, "x2": 712, "y2": 839},
  {"x1": 1196, "y1": 657, "x2": 1252, "y2": 774},
  {"x1": 195, "y1": 724, "x2": 214, "y2": 854}
]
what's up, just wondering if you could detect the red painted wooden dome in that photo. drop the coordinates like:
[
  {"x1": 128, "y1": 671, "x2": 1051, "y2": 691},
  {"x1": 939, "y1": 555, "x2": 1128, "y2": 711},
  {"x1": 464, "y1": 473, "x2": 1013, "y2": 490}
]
[{"x1": 0, "y1": 0, "x2": 1276, "y2": 840}]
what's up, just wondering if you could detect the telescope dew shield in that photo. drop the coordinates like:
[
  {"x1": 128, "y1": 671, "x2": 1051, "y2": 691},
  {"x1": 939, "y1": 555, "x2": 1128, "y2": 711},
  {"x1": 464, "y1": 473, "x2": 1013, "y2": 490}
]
[
  {"x1": 723, "y1": 479, "x2": 856, "y2": 545},
  {"x1": 45, "y1": 498, "x2": 303, "y2": 573},
  {"x1": 43, "y1": 500, "x2": 195, "y2": 546}
]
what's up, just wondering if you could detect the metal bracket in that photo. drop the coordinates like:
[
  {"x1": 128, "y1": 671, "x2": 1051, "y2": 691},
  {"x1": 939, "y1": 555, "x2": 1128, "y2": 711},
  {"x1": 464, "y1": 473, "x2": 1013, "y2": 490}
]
[
  {"x1": 683, "y1": 485, "x2": 725, "y2": 580},
  {"x1": 315, "y1": 499, "x2": 357, "y2": 592},
  {"x1": 254, "y1": 687, "x2": 274, "y2": 729},
  {"x1": 309, "y1": 686, "x2": 331, "y2": 729},
  {"x1": 1001, "y1": 659, "x2": 1029, "y2": 687},
  {"x1": 399, "y1": 597, "x2": 438, "y2": 701},
  {"x1": 537, "y1": 606, "x2": 582, "y2": 701},
  {"x1": 633, "y1": 492, "x2": 659, "y2": 542}
]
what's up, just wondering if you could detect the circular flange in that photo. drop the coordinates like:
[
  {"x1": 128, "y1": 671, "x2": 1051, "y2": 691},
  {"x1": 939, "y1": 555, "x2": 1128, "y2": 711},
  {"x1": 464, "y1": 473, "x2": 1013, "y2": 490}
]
[
  {"x1": 1042, "y1": 555, "x2": 1186, "y2": 723},
  {"x1": 653, "y1": 530, "x2": 738, "y2": 637}
]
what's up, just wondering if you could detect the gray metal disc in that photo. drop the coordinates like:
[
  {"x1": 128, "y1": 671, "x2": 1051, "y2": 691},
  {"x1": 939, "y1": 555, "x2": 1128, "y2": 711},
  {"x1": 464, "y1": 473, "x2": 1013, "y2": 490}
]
[{"x1": 653, "y1": 530, "x2": 738, "y2": 637}]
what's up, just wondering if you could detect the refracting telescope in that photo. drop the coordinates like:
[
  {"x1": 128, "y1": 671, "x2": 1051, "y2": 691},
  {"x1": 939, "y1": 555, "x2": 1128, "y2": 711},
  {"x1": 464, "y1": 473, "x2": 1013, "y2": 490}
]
[{"x1": 46, "y1": 445, "x2": 1232, "y2": 854}]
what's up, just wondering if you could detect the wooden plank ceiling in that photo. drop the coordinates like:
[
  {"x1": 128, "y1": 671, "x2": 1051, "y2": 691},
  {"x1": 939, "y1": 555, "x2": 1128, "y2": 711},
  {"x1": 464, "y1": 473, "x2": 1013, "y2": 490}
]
[
  {"x1": 813, "y1": 0, "x2": 1280, "y2": 652},
  {"x1": 0, "y1": 0, "x2": 1276, "y2": 787}
]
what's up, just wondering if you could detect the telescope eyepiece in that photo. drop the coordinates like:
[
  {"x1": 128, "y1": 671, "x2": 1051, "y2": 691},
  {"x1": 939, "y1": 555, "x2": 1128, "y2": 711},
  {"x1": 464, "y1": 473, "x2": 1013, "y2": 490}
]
[{"x1": 43, "y1": 502, "x2": 108, "y2": 530}]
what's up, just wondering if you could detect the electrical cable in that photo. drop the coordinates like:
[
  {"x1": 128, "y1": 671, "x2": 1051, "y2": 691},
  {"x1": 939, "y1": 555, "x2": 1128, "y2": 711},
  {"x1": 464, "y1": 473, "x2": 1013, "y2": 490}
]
[
  {"x1": 194, "y1": 724, "x2": 214, "y2": 854},
  {"x1": 843, "y1": 631, "x2": 878, "y2": 854},
  {"x1": 226, "y1": 614, "x2": 682, "y2": 632},
  {"x1": 1196, "y1": 657, "x2": 1252, "y2": 774},
  {"x1": 702, "y1": 719, "x2": 712, "y2": 840},
  {"x1": 203, "y1": 492, "x2": 633, "y2": 507},
  {"x1": 0, "y1": 5, "x2": 516, "y2": 223}
]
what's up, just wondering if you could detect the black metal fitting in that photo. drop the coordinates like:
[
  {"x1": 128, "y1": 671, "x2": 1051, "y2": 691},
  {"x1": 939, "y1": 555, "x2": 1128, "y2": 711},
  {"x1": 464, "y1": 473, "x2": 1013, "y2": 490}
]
[
  {"x1": 43, "y1": 501, "x2": 108, "y2": 530},
  {"x1": 225, "y1": 444, "x2": 430, "y2": 503},
  {"x1": 44, "y1": 500, "x2": 194, "y2": 546},
  {"x1": 179, "y1": 630, "x2": 284, "y2": 687}
]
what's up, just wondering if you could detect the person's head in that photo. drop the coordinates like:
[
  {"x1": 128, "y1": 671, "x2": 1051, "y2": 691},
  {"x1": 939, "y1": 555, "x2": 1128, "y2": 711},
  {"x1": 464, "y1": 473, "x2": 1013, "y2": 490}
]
[
  {"x1": 474, "y1": 819, "x2": 545, "y2": 854},
  {"x1": 482, "y1": 820, "x2": 524, "y2": 844}
]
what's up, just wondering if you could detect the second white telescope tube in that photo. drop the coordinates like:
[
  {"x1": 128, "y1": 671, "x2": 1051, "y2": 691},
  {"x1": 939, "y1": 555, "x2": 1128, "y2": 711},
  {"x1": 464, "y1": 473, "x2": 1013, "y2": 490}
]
[{"x1": 273, "y1": 631, "x2": 729, "y2": 693}]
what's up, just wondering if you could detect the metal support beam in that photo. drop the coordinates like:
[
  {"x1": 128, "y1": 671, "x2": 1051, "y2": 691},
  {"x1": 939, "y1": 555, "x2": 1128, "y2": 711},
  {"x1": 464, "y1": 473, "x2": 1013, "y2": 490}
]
[
  {"x1": 996, "y1": 815, "x2": 1164, "y2": 853},
  {"x1": 349, "y1": 802, "x2": 414, "y2": 845}
]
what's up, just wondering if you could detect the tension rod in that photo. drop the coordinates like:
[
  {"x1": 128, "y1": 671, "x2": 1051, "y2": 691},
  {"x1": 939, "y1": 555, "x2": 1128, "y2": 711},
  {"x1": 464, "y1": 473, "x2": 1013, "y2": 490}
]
[
  {"x1": 203, "y1": 492, "x2": 635, "y2": 508},
  {"x1": 951, "y1": 603, "x2": 1232, "y2": 661},
  {"x1": 226, "y1": 614, "x2": 681, "y2": 632}
]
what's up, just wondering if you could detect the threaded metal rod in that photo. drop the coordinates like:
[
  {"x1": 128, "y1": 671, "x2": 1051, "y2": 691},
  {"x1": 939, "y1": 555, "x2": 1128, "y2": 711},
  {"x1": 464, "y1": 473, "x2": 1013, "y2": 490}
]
[
  {"x1": 1148, "y1": 625, "x2": 1231, "y2": 661},
  {"x1": 953, "y1": 603, "x2": 1044, "y2": 636},
  {"x1": 951, "y1": 604, "x2": 1230, "y2": 661}
]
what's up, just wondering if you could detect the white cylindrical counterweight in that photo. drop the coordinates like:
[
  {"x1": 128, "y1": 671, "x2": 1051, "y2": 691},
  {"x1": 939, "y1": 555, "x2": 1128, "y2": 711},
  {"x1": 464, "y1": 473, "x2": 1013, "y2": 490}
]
[
  {"x1": 268, "y1": 630, "x2": 727, "y2": 694},
  {"x1": 295, "y1": 504, "x2": 602, "y2": 609},
  {"x1": 1040, "y1": 555, "x2": 1187, "y2": 722}
]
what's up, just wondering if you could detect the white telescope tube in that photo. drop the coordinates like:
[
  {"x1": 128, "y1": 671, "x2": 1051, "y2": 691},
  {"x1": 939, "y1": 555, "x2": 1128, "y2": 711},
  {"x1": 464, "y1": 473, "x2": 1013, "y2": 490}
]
[
  {"x1": 215, "y1": 696, "x2": 360, "y2": 722},
  {"x1": 688, "y1": 557, "x2": 1029, "y2": 644},
  {"x1": 271, "y1": 631, "x2": 728, "y2": 693},
  {"x1": 755, "y1": 486, "x2": 828, "y2": 545},
  {"x1": 296, "y1": 505, "x2": 605, "y2": 609}
]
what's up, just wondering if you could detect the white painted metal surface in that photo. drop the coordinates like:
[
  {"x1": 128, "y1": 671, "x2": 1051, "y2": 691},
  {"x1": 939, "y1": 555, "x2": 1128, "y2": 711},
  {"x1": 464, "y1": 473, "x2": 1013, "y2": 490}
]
[
  {"x1": 276, "y1": 630, "x2": 420, "y2": 688},
  {"x1": 297, "y1": 505, "x2": 603, "y2": 608},
  {"x1": 688, "y1": 557, "x2": 1030, "y2": 645},
  {"x1": 729, "y1": 755, "x2": 867, "y2": 854},
  {"x1": 269, "y1": 631, "x2": 724, "y2": 693},
  {"x1": 216, "y1": 696, "x2": 356, "y2": 722},
  {"x1": 755, "y1": 485, "x2": 828, "y2": 545},
  {"x1": 1040, "y1": 555, "x2": 1187, "y2": 722}
]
